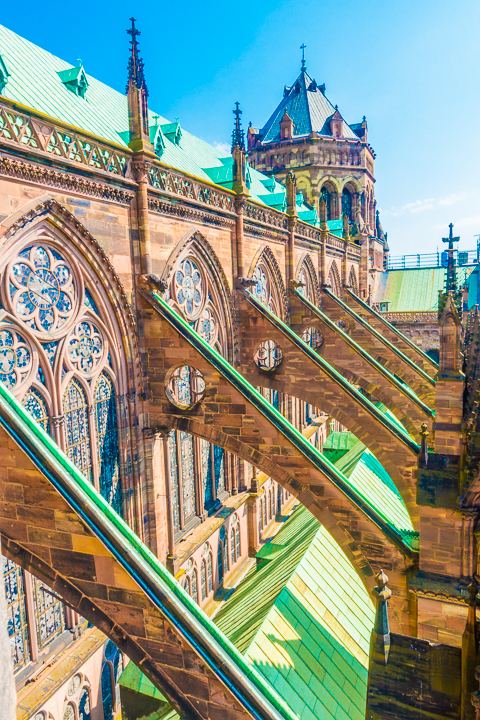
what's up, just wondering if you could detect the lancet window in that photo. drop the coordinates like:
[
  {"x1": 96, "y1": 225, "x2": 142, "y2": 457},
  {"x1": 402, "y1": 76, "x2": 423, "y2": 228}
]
[
  {"x1": 166, "y1": 240, "x2": 234, "y2": 541},
  {"x1": 0, "y1": 235, "x2": 127, "y2": 518},
  {"x1": 251, "y1": 252, "x2": 285, "y2": 319}
]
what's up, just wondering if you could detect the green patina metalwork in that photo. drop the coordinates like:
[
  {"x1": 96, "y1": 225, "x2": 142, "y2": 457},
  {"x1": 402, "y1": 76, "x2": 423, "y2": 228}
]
[
  {"x1": 244, "y1": 290, "x2": 420, "y2": 451},
  {"x1": 345, "y1": 288, "x2": 440, "y2": 368},
  {"x1": 292, "y1": 287, "x2": 433, "y2": 417},
  {"x1": 149, "y1": 290, "x2": 416, "y2": 548},
  {"x1": 0, "y1": 380, "x2": 298, "y2": 720},
  {"x1": 324, "y1": 288, "x2": 436, "y2": 384}
]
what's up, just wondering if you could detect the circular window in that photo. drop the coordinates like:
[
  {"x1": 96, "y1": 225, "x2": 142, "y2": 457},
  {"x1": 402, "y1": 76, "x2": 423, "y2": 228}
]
[
  {"x1": 166, "y1": 365, "x2": 206, "y2": 409},
  {"x1": 301, "y1": 326, "x2": 323, "y2": 350},
  {"x1": 254, "y1": 340, "x2": 283, "y2": 371},
  {"x1": 336, "y1": 319, "x2": 350, "y2": 334},
  {"x1": 34, "y1": 713, "x2": 46, "y2": 720},
  {"x1": 10, "y1": 244, "x2": 77, "y2": 336},
  {"x1": 67, "y1": 673, "x2": 82, "y2": 696}
]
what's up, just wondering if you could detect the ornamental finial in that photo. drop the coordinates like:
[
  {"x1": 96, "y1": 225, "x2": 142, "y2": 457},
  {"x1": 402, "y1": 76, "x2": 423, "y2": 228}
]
[
  {"x1": 300, "y1": 43, "x2": 307, "y2": 71},
  {"x1": 231, "y1": 102, "x2": 245, "y2": 154},
  {"x1": 126, "y1": 17, "x2": 148, "y2": 96}
]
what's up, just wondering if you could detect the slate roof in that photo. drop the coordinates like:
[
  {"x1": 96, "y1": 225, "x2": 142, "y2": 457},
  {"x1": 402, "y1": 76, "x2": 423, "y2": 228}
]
[
  {"x1": 259, "y1": 70, "x2": 359, "y2": 144},
  {"x1": 0, "y1": 23, "x2": 315, "y2": 218}
]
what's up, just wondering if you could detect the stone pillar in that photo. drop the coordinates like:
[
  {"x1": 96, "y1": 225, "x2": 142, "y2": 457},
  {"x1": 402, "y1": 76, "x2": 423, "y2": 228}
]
[
  {"x1": 234, "y1": 197, "x2": 247, "y2": 280},
  {"x1": 463, "y1": 509, "x2": 479, "y2": 581},
  {"x1": 132, "y1": 157, "x2": 153, "y2": 276},
  {"x1": 0, "y1": 540, "x2": 17, "y2": 720},
  {"x1": 247, "y1": 493, "x2": 261, "y2": 556},
  {"x1": 462, "y1": 582, "x2": 478, "y2": 720}
]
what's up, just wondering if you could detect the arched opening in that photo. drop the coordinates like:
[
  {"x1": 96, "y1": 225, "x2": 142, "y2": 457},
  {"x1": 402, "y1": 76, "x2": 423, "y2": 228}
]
[
  {"x1": 327, "y1": 261, "x2": 342, "y2": 296},
  {"x1": 320, "y1": 184, "x2": 334, "y2": 221},
  {"x1": 249, "y1": 246, "x2": 287, "y2": 320},
  {"x1": 342, "y1": 187, "x2": 352, "y2": 221}
]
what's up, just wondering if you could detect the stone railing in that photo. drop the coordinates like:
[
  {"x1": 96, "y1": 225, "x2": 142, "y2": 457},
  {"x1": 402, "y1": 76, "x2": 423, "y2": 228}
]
[
  {"x1": 0, "y1": 101, "x2": 130, "y2": 177},
  {"x1": 244, "y1": 200, "x2": 288, "y2": 231},
  {"x1": 148, "y1": 164, "x2": 235, "y2": 213},
  {"x1": 295, "y1": 219, "x2": 321, "y2": 243},
  {"x1": 382, "y1": 311, "x2": 438, "y2": 323}
]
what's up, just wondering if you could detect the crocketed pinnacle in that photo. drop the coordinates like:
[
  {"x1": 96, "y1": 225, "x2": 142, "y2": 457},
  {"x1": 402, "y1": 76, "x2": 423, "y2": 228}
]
[
  {"x1": 231, "y1": 102, "x2": 245, "y2": 153},
  {"x1": 126, "y1": 17, "x2": 148, "y2": 96}
]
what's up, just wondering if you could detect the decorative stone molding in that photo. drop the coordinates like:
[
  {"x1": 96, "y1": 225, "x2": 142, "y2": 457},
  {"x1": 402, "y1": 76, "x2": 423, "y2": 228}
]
[
  {"x1": 147, "y1": 195, "x2": 235, "y2": 229},
  {"x1": 382, "y1": 311, "x2": 438, "y2": 323},
  {"x1": 0, "y1": 153, "x2": 135, "y2": 205},
  {"x1": 148, "y1": 165, "x2": 235, "y2": 213}
]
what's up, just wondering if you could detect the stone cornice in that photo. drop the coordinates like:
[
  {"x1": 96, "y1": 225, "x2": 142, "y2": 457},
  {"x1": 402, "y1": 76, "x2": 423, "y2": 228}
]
[
  {"x1": 147, "y1": 195, "x2": 235, "y2": 228},
  {"x1": 0, "y1": 152, "x2": 135, "y2": 205}
]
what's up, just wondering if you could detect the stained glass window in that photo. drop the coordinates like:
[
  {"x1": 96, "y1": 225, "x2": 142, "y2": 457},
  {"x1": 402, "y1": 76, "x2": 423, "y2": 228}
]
[
  {"x1": 180, "y1": 432, "x2": 195, "y2": 522},
  {"x1": 214, "y1": 445, "x2": 225, "y2": 496},
  {"x1": 217, "y1": 541, "x2": 223, "y2": 584},
  {"x1": 10, "y1": 245, "x2": 75, "y2": 335},
  {"x1": 101, "y1": 662, "x2": 114, "y2": 720},
  {"x1": 235, "y1": 524, "x2": 241, "y2": 559},
  {"x1": 32, "y1": 575, "x2": 65, "y2": 650},
  {"x1": 201, "y1": 559, "x2": 207, "y2": 600},
  {"x1": 320, "y1": 187, "x2": 331, "y2": 220},
  {"x1": 95, "y1": 373, "x2": 122, "y2": 516},
  {"x1": 207, "y1": 551, "x2": 213, "y2": 593},
  {"x1": 64, "y1": 379, "x2": 92, "y2": 482},
  {"x1": 22, "y1": 388, "x2": 50, "y2": 434},
  {"x1": 174, "y1": 259, "x2": 202, "y2": 318},
  {"x1": 0, "y1": 329, "x2": 32, "y2": 390},
  {"x1": 78, "y1": 687, "x2": 91, "y2": 720},
  {"x1": 342, "y1": 189, "x2": 352, "y2": 221},
  {"x1": 253, "y1": 265, "x2": 268, "y2": 304},
  {"x1": 3, "y1": 557, "x2": 30, "y2": 671},
  {"x1": 63, "y1": 703, "x2": 76, "y2": 720},
  {"x1": 168, "y1": 432, "x2": 180, "y2": 532},
  {"x1": 277, "y1": 485, "x2": 282, "y2": 512},
  {"x1": 200, "y1": 439, "x2": 213, "y2": 510},
  {"x1": 191, "y1": 568, "x2": 198, "y2": 603},
  {"x1": 69, "y1": 321, "x2": 103, "y2": 374},
  {"x1": 230, "y1": 528, "x2": 236, "y2": 565}
]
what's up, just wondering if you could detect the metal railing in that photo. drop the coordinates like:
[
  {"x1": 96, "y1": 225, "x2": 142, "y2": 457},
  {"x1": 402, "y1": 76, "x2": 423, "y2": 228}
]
[{"x1": 387, "y1": 249, "x2": 478, "y2": 270}]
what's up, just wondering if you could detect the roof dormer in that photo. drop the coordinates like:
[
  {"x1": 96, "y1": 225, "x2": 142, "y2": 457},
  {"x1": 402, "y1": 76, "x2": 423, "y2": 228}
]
[
  {"x1": 161, "y1": 119, "x2": 182, "y2": 146},
  {"x1": 0, "y1": 55, "x2": 10, "y2": 94},
  {"x1": 58, "y1": 63, "x2": 89, "y2": 98},
  {"x1": 329, "y1": 106, "x2": 344, "y2": 137},
  {"x1": 280, "y1": 110, "x2": 294, "y2": 140}
]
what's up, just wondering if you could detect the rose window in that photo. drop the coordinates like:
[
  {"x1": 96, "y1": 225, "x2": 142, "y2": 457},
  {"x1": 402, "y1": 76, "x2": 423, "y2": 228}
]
[
  {"x1": 196, "y1": 307, "x2": 217, "y2": 346},
  {"x1": 253, "y1": 265, "x2": 268, "y2": 304},
  {"x1": 0, "y1": 329, "x2": 32, "y2": 390},
  {"x1": 10, "y1": 245, "x2": 75, "y2": 335},
  {"x1": 68, "y1": 321, "x2": 104, "y2": 373},
  {"x1": 175, "y1": 259, "x2": 202, "y2": 318}
]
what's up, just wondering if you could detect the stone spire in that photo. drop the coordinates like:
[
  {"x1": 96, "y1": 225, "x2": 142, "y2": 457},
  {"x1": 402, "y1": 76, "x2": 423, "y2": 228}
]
[
  {"x1": 232, "y1": 102, "x2": 248, "y2": 196},
  {"x1": 231, "y1": 101, "x2": 246, "y2": 153},
  {"x1": 443, "y1": 222, "x2": 460, "y2": 295},
  {"x1": 126, "y1": 18, "x2": 153, "y2": 152}
]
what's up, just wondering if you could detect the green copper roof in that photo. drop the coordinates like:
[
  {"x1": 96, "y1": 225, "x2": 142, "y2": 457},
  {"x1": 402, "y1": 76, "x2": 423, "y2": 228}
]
[
  {"x1": 216, "y1": 504, "x2": 375, "y2": 720},
  {"x1": 0, "y1": 23, "x2": 315, "y2": 218},
  {"x1": 376, "y1": 268, "x2": 446, "y2": 312},
  {"x1": 259, "y1": 70, "x2": 358, "y2": 144}
]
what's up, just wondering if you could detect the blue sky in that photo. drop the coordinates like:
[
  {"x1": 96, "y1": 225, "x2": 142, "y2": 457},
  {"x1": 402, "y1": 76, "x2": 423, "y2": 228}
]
[{"x1": 3, "y1": 0, "x2": 479, "y2": 256}]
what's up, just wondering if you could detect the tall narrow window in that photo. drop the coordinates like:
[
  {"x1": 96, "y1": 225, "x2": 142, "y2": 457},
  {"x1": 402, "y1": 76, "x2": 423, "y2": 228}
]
[
  {"x1": 180, "y1": 431, "x2": 195, "y2": 523},
  {"x1": 207, "y1": 551, "x2": 213, "y2": 593},
  {"x1": 3, "y1": 557, "x2": 30, "y2": 671},
  {"x1": 32, "y1": 575, "x2": 65, "y2": 650},
  {"x1": 201, "y1": 559, "x2": 207, "y2": 600},
  {"x1": 214, "y1": 445, "x2": 225, "y2": 496},
  {"x1": 64, "y1": 379, "x2": 92, "y2": 482},
  {"x1": 235, "y1": 524, "x2": 241, "y2": 559},
  {"x1": 168, "y1": 432, "x2": 180, "y2": 532},
  {"x1": 95, "y1": 373, "x2": 122, "y2": 516},
  {"x1": 78, "y1": 687, "x2": 91, "y2": 720},
  {"x1": 230, "y1": 527, "x2": 236, "y2": 566},
  {"x1": 22, "y1": 388, "x2": 50, "y2": 434},
  {"x1": 101, "y1": 662, "x2": 114, "y2": 720},
  {"x1": 200, "y1": 439, "x2": 213, "y2": 510},
  {"x1": 191, "y1": 568, "x2": 198, "y2": 603}
]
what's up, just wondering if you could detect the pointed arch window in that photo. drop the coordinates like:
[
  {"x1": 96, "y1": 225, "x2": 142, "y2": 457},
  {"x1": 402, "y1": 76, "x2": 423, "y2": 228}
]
[
  {"x1": 32, "y1": 575, "x2": 65, "y2": 650},
  {"x1": 320, "y1": 187, "x2": 332, "y2": 221},
  {"x1": 63, "y1": 378, "x2": 92, "y2": 483},
  {"x1": 95, "y1": 373, "x2": 122, "y2": 515},
  {"x1": 3, "y1": 556, "x2": 30, "y2": 671},
  {"x1": 342, "y1": 188, "x2": 352, "y2": 221},
  {"x1": 180, "y1": 431, "x2": 196, "y2": 522},
  {"x1": 22, "y1": 388, "x2": 50, "y2": 435}
]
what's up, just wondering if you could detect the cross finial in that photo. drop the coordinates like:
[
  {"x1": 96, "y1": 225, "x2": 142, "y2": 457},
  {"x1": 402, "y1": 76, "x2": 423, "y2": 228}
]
[
  {"x1": 442, "y1": 222, "x2": 460, "y2": 294},
  {"x1": 77, "y1": 58, "x2": 83, "y2": 67},
  {"x1": 231, "y1": 101, "x2": 245, "y2": 154},
  {"x1": 442, "y1": 222, "x2": 460, "y2": 251},
  {"x1": 300, "y1": 43, "x2": 307, "y2": 71},
  {"x1": 126, "y1": 17, "x2": 148, "y2": 95}
]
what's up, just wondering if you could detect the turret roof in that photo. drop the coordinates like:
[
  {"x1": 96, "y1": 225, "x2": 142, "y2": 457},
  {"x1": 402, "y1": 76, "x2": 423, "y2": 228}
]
[{"x1": 259, "y1": 70, "x2": 358, "y2": 144}]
